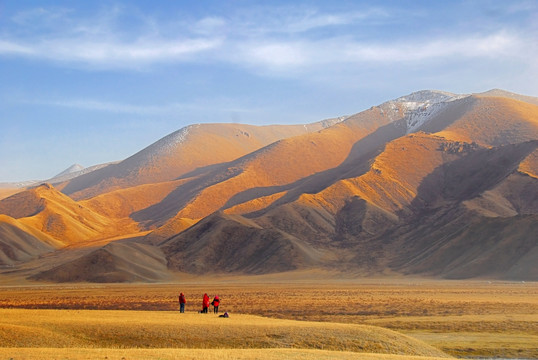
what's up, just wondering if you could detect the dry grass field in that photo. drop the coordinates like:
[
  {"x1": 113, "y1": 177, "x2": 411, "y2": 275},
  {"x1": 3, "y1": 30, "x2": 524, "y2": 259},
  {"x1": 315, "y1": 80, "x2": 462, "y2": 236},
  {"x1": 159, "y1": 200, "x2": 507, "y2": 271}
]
[
  {"x1": 0, "y1": 309, "x2": 449, "y2": 359},
  {"x1": 0, "y1": 348, "x2": 453, "y2": 360},
  {"x1": 0, "y1": 276, "x2": 536, "y2": 359}
]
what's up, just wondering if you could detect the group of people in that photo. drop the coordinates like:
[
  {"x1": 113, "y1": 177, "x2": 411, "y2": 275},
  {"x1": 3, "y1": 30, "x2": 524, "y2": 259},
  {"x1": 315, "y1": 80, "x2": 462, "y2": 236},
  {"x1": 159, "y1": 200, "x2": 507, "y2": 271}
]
[{"x1": 178, "y1": 292, "x2": 221, "y2": 314}]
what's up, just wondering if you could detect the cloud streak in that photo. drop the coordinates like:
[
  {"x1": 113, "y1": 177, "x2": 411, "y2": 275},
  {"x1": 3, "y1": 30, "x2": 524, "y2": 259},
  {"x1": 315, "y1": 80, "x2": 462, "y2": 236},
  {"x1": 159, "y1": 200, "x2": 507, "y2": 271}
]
[
  {"x1": 0, "y1": 3, "x2": 535, "y2": 75},
  {"x1": 28, "y1": 98, "x2": 260, "y2": 117}
]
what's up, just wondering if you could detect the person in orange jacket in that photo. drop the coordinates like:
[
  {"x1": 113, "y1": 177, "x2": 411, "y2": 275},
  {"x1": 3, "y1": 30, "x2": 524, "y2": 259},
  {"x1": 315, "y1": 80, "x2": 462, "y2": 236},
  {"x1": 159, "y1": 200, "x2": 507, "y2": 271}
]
[
  {"x1": 202, "y1": 293, "x2": 210, "y2": 313},
  {"x1": 211, "y1": 295, "x2": 220, "y2": 314},
  {"x1": 178, "y1": 292, "x2": 186, "y2": 313}
]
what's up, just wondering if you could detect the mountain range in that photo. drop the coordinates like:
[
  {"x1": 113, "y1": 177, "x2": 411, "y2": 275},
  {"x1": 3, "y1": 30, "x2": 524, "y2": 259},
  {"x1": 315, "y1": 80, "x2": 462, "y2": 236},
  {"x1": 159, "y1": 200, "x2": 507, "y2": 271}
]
[{"x1": 1, "y1": 89, "x2": 536, "y2": 282}]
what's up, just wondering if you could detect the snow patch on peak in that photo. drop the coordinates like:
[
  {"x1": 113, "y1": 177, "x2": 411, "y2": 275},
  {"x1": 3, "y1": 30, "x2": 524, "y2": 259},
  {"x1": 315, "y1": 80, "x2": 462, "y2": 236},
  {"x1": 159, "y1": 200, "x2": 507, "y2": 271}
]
[
  {"x1": 131, "y1": 124, "x2": 197, "y2": 165},
  {"x1": 159, "y1": 125, "x2": 193, "y2": 153},
  {"x1": 382, "y1": 90, "x2": 469, "y2": 133},
  {"x1": 320, "y1": 116, "x2": 348, "y2": 129},
  {"x1": 395, "y1": 90, "x2": 461, "y2": 104}
]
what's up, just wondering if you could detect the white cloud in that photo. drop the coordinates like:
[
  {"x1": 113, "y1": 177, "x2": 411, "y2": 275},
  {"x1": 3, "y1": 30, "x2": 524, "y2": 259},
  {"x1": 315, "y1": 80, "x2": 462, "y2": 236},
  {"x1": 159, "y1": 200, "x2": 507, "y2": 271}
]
[
  {"x1": 342, "y1": 31, "x2": 522, "y2": 63},
  {"x1": 11, "y1": 7, "x2": 73, "y2": 26},
  {"x1": 0, "y1": 4, "x2": 534, "y2": 75},
  {"x1": 28, "y1": 98, "x2": 260, "y2": 116},
  {"x1": 1, "y1": 5, "x2": 222, "y2": 68},
  {"x1": 1, "y1": 29, "x2": 523, "y2": 71},
  {"x1": 226, "y1": 31, "x2": 527, "y2": 75},
  {"x1": 239, "y1": 42, "x2": 307, "y2": 68},
  {"x1": 229, "y1": 6, "x2": 390, "y2": 35},
  {"x1": 39, "y1": 37, "x2": 222, "y2": 66},
  {"x1": 0, "y1": 40, "x2": 34, "y2": 55}
]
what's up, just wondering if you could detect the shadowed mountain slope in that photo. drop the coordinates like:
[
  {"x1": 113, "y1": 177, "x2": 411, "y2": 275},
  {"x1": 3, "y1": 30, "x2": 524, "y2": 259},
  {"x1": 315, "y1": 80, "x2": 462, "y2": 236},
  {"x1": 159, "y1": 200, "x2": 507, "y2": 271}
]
[
  {"x1": 0, "y1": 215, "x2": 62, "y2": 266},
  {"x1": 160, "y1": 135, "x2": 537, "y2": 278},
  {"x1": 161, "y1": 212, "x2": 333, "y2": 274},
  {"x1": 129, "y1": 91, "x2": 538, "y2": 280},
  {"x1": 30, "y1": 242, "x2": 169, "y2": 283},
  {"x1": 131, "y1": 108, "x2": 400, "y2": 227},
  {"x1": 135, "y1": 93, "x2": 538, "y2": 232}
]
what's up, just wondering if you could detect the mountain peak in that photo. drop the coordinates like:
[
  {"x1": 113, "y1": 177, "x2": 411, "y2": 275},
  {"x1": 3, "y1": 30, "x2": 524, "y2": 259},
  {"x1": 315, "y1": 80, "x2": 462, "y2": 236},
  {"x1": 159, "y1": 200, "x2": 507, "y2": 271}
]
[
  {"x1": 394, "y1": 89, "x2": 463, "y2": 103},
  {"x1": 53, "y1": 164, "x2": 85, "y2": 178},
  {"x1": 379, "y1": 90, "x2": 469, "y2": 133},
  {"x1": 476, "y1": 89, "x2": 538, "y2": 106}
]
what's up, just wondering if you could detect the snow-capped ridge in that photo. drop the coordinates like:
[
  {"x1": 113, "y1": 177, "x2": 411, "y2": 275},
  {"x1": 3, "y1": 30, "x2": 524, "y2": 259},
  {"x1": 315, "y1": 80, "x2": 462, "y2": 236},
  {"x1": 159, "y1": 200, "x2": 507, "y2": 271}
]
[
  {"x1": 381, "y1": 90, "x2": 469, "y2": 133},
  {"x1": 394, "y1": 89, "x2": 461, "y2": 103},
  {"x1": 121, "y1": 124, "x2": 196, "y2": 168}
]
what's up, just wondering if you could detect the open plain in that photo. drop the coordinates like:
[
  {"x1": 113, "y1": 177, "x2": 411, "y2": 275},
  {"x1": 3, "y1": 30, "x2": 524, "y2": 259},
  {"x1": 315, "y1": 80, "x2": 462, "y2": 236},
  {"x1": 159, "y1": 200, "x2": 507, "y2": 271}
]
[{"x1": 0, "y1": 276, "x2": 536, "y2": 359}]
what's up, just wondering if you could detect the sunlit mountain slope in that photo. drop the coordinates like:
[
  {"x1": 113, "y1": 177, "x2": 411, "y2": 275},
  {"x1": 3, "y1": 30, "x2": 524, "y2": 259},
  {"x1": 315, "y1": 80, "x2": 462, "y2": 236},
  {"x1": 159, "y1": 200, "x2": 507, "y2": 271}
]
[
  {"x1": 60, "y1": 120, "x2": 345, "y2": 200},
  {"x1": 2, "y1": 89, "x2": 537, "y2": 282},
  {"x1": 0, "y1": 184, "x2": 139, "y2": 245}
]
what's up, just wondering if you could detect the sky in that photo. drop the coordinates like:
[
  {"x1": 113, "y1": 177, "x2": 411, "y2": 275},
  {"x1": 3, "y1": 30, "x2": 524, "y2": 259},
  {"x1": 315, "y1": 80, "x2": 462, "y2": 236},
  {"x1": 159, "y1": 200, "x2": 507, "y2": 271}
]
[{"x1": 1, "y1": 0, "x2": 537, "y2": 182}]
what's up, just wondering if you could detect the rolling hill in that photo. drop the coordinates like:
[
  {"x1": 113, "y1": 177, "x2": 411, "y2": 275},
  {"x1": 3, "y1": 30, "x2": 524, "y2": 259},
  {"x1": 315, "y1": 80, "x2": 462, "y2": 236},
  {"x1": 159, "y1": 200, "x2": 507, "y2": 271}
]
[
  {"x1": 58, "y1": 119, "x2": 346, "y2": 200},
  {"x1": 1, "y1": 89, "x2": 537, "y2": 282},
  {"x1": 0, "y1": 183, "x2": 139, "y2": 246}
]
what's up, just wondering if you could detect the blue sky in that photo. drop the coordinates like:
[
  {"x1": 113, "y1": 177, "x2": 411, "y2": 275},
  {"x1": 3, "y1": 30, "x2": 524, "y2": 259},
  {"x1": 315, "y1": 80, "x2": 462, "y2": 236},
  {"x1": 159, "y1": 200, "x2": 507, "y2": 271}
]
[{"x1": 1, "y1": 1, "x2": 537, "y2": 182}]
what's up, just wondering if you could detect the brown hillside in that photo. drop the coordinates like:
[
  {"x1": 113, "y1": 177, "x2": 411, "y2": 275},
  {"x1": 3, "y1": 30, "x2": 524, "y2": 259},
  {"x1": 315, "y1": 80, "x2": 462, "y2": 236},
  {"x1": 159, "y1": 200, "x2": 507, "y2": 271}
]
[
  {"x1": 132, "y1": 107, "x2": 402, "y2": 227},
  {"x1": 424, "y1": 96, "x2": 538, "y2": 146},
  {"x1": 518, "y1": 148, "x2": 538, "y2": 178},
  {"x1": 383, "y1": 141, "x2": 538, "y2": 279},
  {"x1": 306, "y1": 133, "x2": 472, "y2": 215},
  {"x1": 236, "y1": 96, "x2": 538, "y2": 220},
  {"x1": 80, "y1": 179, "x2": 185, "y2": 219},
  {"x1": 0, "y1": 188, "x2": 22, "y2": 200},
  {"x1": 388, "y1": 209, "x2": 538, "y2": 281},
  {"x1": 142, "y1": 215, "x2": 198, "y2": 245},
  {"x1": 478, "y1": 88, "x2": 538, "y2": 105},
  {"x1": 0, "y1": 215, "x2": 61, "y2": 265},
  {"x1": 162, "y1": 212, "x2": 331, "y2": 274},
  {"x1": 135, "y1": 94, "x2": 538, "y2": 255},
  {"x1": 159, "y1": 135, "x2": 537, "y2": 278},
  {"x1": 3, "y1": 89, "x2": 537, "y2": 282},
  {"x1": 0, "y1": 184, "x2": 139, "y2": 245},
  {"x1": 60, "y1": 120, "x2": 345, "y2": 200},
  {"x1": 30, "y1": 242, "x2": 169, "y2": 283}
]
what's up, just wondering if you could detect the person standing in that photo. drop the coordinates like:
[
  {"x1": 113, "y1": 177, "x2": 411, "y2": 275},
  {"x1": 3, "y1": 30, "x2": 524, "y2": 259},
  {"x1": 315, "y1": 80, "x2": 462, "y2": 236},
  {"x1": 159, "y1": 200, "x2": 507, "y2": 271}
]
[
  {"x1": 179, "y1": 292, "x2": 186, "y2": 313},
  {"x1": 212, "y1": 295, "x2": 220, "y2": 314},
  {"x1": 202, "y1": 293, "x2": 210, "y2": 313}
]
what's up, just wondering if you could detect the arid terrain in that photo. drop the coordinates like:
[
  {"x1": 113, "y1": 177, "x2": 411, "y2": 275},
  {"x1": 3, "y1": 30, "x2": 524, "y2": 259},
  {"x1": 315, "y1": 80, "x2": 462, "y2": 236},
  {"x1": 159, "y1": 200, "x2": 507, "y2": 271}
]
[
  {"x1": 0, "y1": 277, "x2": 536, "y2": 359},
  {"x1": 1, "y1": 89, "x2": 537, "y2": 284},
  {"x1": 1, "y1": 89, "x2": 537, "y2": 359}
]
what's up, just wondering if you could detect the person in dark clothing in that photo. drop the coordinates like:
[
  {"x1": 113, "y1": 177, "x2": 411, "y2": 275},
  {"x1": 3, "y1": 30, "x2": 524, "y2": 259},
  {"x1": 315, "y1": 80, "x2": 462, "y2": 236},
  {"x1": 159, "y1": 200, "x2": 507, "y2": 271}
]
[
  {"x1": 178, "y1": 292, "x2": 186, "y2": 313},
  {"x1": 212, "y1": 295, "x2": 220, "y2": 314}
]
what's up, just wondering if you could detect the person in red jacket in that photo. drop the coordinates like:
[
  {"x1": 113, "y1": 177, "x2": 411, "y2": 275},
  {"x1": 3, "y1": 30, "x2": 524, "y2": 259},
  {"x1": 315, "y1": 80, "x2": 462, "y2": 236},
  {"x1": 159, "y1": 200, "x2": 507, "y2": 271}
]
[
  {"x1": 211, "y1": 295, "x2": 220, "y2": 314},
  {"x1": 178, "y1": 292, "x2": 186, "y2": 313},
  {"x1": 202, "y1": 293, "x2": 210, "y2": 313}
]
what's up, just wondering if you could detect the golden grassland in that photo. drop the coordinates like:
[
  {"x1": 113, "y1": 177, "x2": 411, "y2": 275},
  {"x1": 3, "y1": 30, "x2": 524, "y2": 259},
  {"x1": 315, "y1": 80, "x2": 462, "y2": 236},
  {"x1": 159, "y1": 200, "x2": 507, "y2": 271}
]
[
  {"x1": 0, "y1": 277, "x2": 536, "y2": 359},
  {"x1": 0, "y1": 348, "x2": 453, "y2": 360},
  {"x1": 0, "y1": 309, "x2": 448, "y2": 359}
]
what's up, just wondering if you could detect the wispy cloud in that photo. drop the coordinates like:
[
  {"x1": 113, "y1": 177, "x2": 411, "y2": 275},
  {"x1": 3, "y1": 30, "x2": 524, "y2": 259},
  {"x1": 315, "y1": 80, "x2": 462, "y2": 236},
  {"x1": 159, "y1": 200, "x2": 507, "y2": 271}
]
[
  {"x1": 1, "y1": 5, "x2": 222, "y2": 68},
  {"x1": 0, "y1": 40, "x2": 34, "y2": 55},
  {"x1": 27, "y1": 98, "x2": 260, "y2": 117},
  {"x1": 228, "y1": 31, "x2": 526, "y2": 74},
  {"x1": 231, "y1": 6, "x2": 390, "y2": 35},
  {"x1": 0, "y1": 3, "x2": 535, "y2": 74}
]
